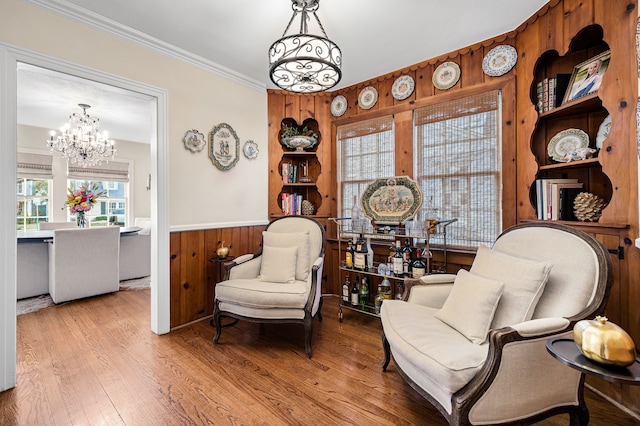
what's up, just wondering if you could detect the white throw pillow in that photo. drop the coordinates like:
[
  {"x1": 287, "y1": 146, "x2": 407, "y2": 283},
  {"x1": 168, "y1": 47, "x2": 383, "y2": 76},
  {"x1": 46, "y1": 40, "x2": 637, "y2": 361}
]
[
  {"x1": 259, "y1": 245, "x2": 297, "y2": 283},
  {"x1": 435, "y1": 269, "x2": 504, "y2": 344},
  {"x1": 470, "y1": 245, "x2": 553, "y2": 329},
  {"x1": 262, "y1": 231, "x2": 310, "y2": 281}
]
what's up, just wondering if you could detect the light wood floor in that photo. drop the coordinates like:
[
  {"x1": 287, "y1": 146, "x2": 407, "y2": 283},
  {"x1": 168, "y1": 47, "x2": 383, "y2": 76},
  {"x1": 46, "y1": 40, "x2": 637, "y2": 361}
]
[{"x1": 1, "y1": 289, "x2": 638, "y2": 425}]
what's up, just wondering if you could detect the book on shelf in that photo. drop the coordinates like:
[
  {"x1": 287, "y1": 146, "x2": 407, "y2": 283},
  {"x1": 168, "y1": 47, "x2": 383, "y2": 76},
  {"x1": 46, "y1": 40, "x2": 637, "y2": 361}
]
[
  {"x1": 535, "y1": 74, "x2": 572, "y2": 113},
  {"x1": 559, "y1": 187, "x2": 583, "y2": 221},
  {"x1": 535, "y1": 178, "x2": 582, "y2": 220},
  {"x1": 280, "y1": 192, "x2": 303, "y2": 215}
]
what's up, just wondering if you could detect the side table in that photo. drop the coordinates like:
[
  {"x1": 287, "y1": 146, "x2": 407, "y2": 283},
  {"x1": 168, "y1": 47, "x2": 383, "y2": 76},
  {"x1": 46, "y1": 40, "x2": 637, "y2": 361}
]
[
  {"x1": 209, "y1": 256, "x2": 236, "y2": 328},
  {"x1": 546, "y1": 337, "x2": 640, "y2": 385}
]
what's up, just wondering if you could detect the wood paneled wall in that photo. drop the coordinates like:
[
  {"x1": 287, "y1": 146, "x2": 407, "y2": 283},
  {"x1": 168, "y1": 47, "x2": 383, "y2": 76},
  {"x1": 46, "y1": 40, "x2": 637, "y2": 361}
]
[{"x1": 170, "y1": 225, "x2": 266, "y2": 328}]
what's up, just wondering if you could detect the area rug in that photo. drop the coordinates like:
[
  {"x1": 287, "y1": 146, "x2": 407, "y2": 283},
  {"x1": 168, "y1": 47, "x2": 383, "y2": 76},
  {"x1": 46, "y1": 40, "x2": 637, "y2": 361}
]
[{"x1": 16, "y1": 276, "x2": 151, "y2": 316}]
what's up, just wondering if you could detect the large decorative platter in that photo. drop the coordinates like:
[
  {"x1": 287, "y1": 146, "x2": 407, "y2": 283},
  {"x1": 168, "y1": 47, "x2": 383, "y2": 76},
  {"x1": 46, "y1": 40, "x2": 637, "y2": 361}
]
[
  {"x1": 482, "y1": 45, "x2": 517, "y2": 77},
  {"x1": 209, "y1": 122, "x2": 239, "y2": 170},
  {"x1": 432, "y1": 62, "x2": 460, "y2": 90},
  {"x1": 331, "y1": 95, "x2": 347, "y2": 117},
  {"x1": 243, "y1": 140, "x2": 259, "y2": 159},
  {"x1": 596, "y1": 115, "x2": 611, "y2": 149},
  {"x1": 391, "y1": 75, "x2": 415, "y2": 100},
  {"x1": 358, "y1": 86, "x2": 378, "y2": 110},
  {"x1": 360, "y1": 176, "x2": 423, "y2": 225},
  {"x1": 183, "y1": 129, "x2": 206, "y2": 153},
  {"x1": 547, "y1": 128, "x2": 589, "y2": 162}
]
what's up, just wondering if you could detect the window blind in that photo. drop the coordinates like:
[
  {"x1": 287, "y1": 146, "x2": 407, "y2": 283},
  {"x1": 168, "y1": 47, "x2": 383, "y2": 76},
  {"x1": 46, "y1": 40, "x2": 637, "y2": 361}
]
[
  {"x1": 17, "y1": 152, "x2": 53, "y2": 179},
  {"x1": 414, "y1": 90, "x2": 501, "y2": 249},
  {"x1": 67, "y1": 160, "x2": 130, "y2": 182},
  {"x1": 337, "y1": 116, "x2": 395, "y2": 218}
]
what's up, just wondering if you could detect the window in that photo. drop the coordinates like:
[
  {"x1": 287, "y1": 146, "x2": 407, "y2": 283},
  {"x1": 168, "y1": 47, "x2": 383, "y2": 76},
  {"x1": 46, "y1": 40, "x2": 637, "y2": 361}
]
[
  {"x1": 337, "y1": 116, "x2": 395, "y2": 219},
  {"x1": 67, "y1": 180, "x2": 128, "y2": 226},
  {"x1": 16, "y1": 178, "x2": 50, "y2": 230},
  {"x1": 414, "y1": 90, "x2": 502, "y2": 249}
]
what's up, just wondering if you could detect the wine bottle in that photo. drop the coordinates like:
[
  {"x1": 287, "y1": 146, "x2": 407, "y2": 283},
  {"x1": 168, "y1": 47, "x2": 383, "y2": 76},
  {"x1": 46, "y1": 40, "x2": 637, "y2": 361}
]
[
  {"x1": 402, "y1": 239, "x2": 413, "y2": 276},
  {"x1": 351, "y1": 276, "x2": 359, "y2": 307},
  {"x1": 374, "y1": 284, "x2": 383, "y2": 314},
  {"x1": 359, "y1": 276, "x2": 369, "y2": 309},
  {"x1": 354, "y1": 234, "x2": 368, "y2": 271},
  {"x1": 380, "y1": 276, "x2": 392, "y2": 300},
  {"x1": 393, "y1": 241, "x2": 404, "y2": 277},
  {"x1": 342, "y1": 275, "x2": 350, "y2": 302},
  {"x1": 345, "y1": 239, "x2": 353, "y2": 269},
  {"x1": 366, "y1": 237, "x2": 373, "y2": 272},
  {"x1": 411, "y1": 248, "x2": 426, "y2": 278},
  {"x1": 386, "y1": 242, "x2": 395, "y2": 275}
]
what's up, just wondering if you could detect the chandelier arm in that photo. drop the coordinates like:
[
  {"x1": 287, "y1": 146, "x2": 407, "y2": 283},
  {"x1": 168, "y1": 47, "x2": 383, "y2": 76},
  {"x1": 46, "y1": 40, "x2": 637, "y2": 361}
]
[
  {"x1": 281, "y1": 10, "x2": 298, "y2": 37},
  {"x1": 311, "y1": 12, "x2": 329, "y2": 38}
]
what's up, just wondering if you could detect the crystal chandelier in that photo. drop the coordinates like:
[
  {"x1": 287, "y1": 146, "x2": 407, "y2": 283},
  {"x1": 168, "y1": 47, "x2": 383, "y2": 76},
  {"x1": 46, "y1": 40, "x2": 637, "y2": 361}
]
[
  {"x1": 268, "y1": 0, "x2": 342, "y2": 93},
  {"x1": 47, "y1": 103, "x2": 116, "y2": 168}
]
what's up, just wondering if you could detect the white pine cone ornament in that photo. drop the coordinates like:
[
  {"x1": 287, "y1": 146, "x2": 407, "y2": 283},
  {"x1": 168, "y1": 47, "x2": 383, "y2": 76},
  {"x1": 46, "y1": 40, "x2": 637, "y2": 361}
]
[
  {"x1": 573, "y1": 192, "x2": 607, "y2": 222},
  {"x1": 301, "y1": 200, "x2": 315, "y2": 216}
]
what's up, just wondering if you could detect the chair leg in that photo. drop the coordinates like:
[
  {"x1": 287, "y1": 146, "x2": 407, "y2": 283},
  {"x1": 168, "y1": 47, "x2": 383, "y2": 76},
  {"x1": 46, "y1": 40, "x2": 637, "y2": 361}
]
[
  {"x1": 569, "y1": 404, "x2": 589, "y2": 426},
  {"x1": 316, "y1": 296, "x2": 323, "y2": 322},
  {"x1": 304, "y1": 315, "x2": 313, "y2": 358},
  {"x1": 382, "y1": 332, "x2": 391, "y2": 371},
  {"x1": 213, "y1": 302, "x2": 222, "y2": 344}
]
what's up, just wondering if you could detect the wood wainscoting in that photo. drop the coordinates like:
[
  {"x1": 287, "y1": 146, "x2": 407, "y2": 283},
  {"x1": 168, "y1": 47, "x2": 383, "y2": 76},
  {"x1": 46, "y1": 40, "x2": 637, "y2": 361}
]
[{"x1": 170, "y1": 225, "x2": 266, "y2": 329}]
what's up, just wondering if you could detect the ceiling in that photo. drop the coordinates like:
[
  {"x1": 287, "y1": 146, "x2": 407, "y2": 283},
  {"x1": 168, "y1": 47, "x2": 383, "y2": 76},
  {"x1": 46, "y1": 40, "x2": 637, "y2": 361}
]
[{"x1": 18, "y1": 0, "x2": 549, "y2": 143}]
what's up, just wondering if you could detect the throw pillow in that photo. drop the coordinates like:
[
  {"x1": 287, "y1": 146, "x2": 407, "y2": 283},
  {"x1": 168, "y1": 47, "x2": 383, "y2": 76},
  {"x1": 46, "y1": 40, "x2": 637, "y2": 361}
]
[
  {"x1": 435, "y1": 269, "x2": 504, "y2": 344},
  {"x1": 470, "y1": 245, "x2": 553, "y2": 329},
  {"x1": 259, "y1": 245, "x2": 297, "y2": 283},
  {"x1": 262, "y1": 231, "x2": 310, "y2": 281}
]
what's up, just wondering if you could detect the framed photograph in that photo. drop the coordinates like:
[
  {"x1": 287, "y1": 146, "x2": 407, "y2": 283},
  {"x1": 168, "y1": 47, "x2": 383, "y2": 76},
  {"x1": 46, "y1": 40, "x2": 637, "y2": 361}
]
[
  {"x1": 563, "y1": 50, "x2": 611, "y2": 104},
  {"x1": 208, "y1": 123, "x2": 239, "y2": 170}
]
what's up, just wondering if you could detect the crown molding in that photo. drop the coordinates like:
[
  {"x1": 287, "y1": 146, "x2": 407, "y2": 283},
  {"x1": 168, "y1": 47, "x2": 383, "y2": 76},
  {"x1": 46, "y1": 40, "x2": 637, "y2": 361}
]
[{"x1": 25, "y1": 0, "x2": 266, "y2": 92}]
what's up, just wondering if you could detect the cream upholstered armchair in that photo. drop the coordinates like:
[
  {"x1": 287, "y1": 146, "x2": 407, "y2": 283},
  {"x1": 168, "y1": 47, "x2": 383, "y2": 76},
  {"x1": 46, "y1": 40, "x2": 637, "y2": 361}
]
[
  {"x1": 381, "y1": 222, "x2": 612, "y2": 426},
  {"x1": 49, "y1": 227, "x2": 120, "y2": 304},
  {"x1": 213, "y1": 216, "x2": 325, "y2": 358}
]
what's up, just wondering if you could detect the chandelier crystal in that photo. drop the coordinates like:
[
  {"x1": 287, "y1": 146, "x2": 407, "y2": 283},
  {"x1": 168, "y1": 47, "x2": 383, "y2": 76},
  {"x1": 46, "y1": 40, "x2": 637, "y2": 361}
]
[
  {"x1": 47, "y1": 103, "x2": 116, "y2": 167},
  {"x1": 268, "y1": 0, "x2": 341, "y2": 93}
]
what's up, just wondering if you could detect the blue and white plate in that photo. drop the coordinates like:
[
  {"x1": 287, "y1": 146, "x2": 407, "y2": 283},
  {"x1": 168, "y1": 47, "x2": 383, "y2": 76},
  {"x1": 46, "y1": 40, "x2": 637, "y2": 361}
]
[
  {"x1": 331, "y1": 95, "x2": 347, "y2": 117},
  {"x1": 482, "y1": 45, "x2": 518, "y2": 77},
  {"x1": 392, "y1": 75, "x2": 415, "y2": 100}
]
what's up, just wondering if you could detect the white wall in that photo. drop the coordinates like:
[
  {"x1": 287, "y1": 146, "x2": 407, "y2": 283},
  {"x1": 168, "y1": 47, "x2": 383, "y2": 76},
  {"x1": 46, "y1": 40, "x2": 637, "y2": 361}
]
[
  {"x1": 18, "y1": 124, "x2": 151, "y2": 223},
  {"x1": 1, "y1": 0, "x2": 269, "y2": 229}
]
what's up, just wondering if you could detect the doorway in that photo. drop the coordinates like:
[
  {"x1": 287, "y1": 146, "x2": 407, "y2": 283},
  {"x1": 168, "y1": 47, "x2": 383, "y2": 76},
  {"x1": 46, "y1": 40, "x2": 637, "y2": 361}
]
[{"x1": 0, "y1": 44, "x2": 170, "y2": 392}]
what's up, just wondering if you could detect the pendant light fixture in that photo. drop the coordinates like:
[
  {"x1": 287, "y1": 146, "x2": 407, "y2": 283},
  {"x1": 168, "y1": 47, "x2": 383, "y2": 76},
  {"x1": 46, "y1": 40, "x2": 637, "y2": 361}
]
[{"x1": 268, "y1": 0, "x2": 342, "y2": 93}]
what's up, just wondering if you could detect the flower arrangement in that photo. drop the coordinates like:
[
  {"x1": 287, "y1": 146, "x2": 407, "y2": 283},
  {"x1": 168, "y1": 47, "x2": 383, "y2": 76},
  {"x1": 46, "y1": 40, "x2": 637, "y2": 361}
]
[
  {"x1": 280, "y1": 123, "x2": 318, "y2": 152},
  {"x1": 64, "y1": 182, "x2": 104, "y2": 227}
]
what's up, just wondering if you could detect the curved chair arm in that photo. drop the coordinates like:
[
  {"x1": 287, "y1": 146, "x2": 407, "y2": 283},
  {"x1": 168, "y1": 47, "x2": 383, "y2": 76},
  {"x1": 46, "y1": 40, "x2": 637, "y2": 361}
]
[
  {"x1": 404, "y1": 275, "x2": 455, "y2": 308},
  {"x1": 304, "y1": 256, "x2": 324, "y2": 313},
  {"x1": 227, "y1": 254, "x2": 262, "y2": 280},
  {"x1": 451, "y1": 319, "x2": 580, "y2": 425}
]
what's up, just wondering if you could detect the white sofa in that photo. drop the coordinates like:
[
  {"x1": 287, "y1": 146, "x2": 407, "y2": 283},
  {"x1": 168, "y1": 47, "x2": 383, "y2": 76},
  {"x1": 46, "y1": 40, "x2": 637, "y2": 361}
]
[
  {"x1": 119, "y1": 217, "x2": 151, "y2": 281},
  {"x1": 380, "y1": 222, "x2": 612, "y2": 426}
]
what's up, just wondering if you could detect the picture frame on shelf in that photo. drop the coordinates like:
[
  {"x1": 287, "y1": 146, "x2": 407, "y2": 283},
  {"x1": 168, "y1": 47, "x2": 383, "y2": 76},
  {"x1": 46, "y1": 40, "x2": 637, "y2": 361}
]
[{"x1": 562, "y1": 50, "x2": 611, "y2": 104}]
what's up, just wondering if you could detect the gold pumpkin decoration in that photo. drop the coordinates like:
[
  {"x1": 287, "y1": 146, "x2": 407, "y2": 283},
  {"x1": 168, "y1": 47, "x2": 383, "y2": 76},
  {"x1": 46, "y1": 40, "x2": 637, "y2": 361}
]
[
  {"x1": 573, "y1": 316, "x2": 636, "y2": 367},
  {"x1": 573, "y1": 192, "x2": 607, "y2": 222}
]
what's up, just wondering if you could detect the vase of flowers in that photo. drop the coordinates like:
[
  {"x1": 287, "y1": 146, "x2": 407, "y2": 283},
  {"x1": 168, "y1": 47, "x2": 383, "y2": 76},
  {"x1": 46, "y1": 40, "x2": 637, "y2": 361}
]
[{"x1": 64, "y1": 182, "x2": 104, "y2": 228}]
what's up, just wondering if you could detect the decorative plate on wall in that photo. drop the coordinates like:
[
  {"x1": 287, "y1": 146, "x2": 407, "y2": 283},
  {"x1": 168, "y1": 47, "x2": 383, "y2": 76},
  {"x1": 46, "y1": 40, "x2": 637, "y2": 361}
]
[
  {"x1": 358, "y1": 86, "x2": 378, "y2": 110},
  {"x1": 547, "y1": 128, "x2": 589, "y2": 162},
  {"x1": 360, "y1": 176, "x2": 423, "y2": 225},
  {"x1": 183, "y1": 129, "x2": 206, "y2": 153},
  {"x1": 209, "y1": 123, "x2": 239, "y2": 170},
  {"x1": 331, "y1": 95, "x2": 347, "y2": 117},
  {"x1": 596, "y1": 115, "x2": 611, "y2": 149},
  {"x1": 391, "y1": 75, "x2": 415, "y2": 100},
  {"x1": 432, "y1": 62, "x2": 460, "y2": 90},
  {"x1": 482, "y1": 45, "x2": 518, "y2": 76},
  {"x1": 243, "y1": 140, "x2": 259, "y2": 159}
]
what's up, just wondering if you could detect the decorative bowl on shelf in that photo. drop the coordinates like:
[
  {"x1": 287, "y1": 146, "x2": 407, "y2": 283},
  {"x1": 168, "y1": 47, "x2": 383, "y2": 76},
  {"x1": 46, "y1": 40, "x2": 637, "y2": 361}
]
[{"x1": 281, "y1": 135, "x2": 318, "y2": 152}]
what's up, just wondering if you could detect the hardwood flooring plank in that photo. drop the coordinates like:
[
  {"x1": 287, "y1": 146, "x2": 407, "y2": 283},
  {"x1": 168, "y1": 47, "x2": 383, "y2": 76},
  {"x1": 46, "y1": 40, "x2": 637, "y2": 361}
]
[{"x1": 1, "y1": 290, "x2": 637, "y2": 425}]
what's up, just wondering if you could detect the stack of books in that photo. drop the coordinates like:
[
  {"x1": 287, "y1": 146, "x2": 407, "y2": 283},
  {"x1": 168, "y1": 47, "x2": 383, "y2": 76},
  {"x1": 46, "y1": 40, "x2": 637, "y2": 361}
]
[
  {"x1": 536, "y1": 74, "x2": 571, "y2": 113},
  {"x1": 282, "y1": 163, "x2": 299, "y2": 184},
  {"x1": 535, "y1": 178, "x2": 583, "y2": 220},
  {"x1": 281, "y1": 193, "x2": 304, "y2": 215}
]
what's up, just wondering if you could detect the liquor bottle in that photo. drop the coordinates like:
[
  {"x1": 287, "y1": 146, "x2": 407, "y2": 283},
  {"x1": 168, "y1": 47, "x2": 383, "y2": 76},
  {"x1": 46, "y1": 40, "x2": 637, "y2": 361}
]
[
  {"x1": 386, "y1": 242, "x2": 395, "y2": 275},
  {"x1": 342, "y1": 275, "x2": 350, "y2": 302},
  {"x1": 350, "y1": 276, "x2": 359, "y2": 307},
  {"x1": 366, "y1": 237, "x2": 373, "y2": 272},
  {"x1": 359, "y1": 276, "x2": 369, "y2": 309},
  {"x1": 353, "y1": 234, "x2": 368, "y2": 271},
  {"x1": 380, "y1": 276, "x2": 392, "y2": 300},
  {"x1": 402, "y1": 239, "x2": 413, "y2": 276},
  {"x1": 374, "y1": 285, "x2": 383, "y2": 314},
  {"x1": 393, "y1": 241, "x2": 404, "y2": 277},
  {"x1": 395, "y1": 281, "x2": 405, "y2": 300},
  {"x1": 345, "y1": 239, "x2": 353, "y2": 269},
  {"x1": 425, "y1": 196, "x2": 439, "y2": 235},
  {"x1": 351, "y1": 195, "x2": 363, "y2": 232},
  {"x1": 411, "y1": 248, "x2": 426, "y2": 278}
]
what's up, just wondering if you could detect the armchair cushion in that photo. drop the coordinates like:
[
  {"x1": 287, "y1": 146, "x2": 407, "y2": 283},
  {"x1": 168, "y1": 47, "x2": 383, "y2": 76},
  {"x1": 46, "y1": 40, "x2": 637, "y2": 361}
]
[
  {"x1": 262, "y1": 231, "x2": 310, "y2": 281},
  {"x1": 435, "y1": 270, "x2": 504, "y2": 344},
  {"x1": 259, "y1": 245, "x2": 297, "y2": 283},
  {"x1": 470, "y1": 245, "x2": 552, "y2": 328},
  {"x1": 215, "y1": 278, "x2": 309, "y2": 310}
]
